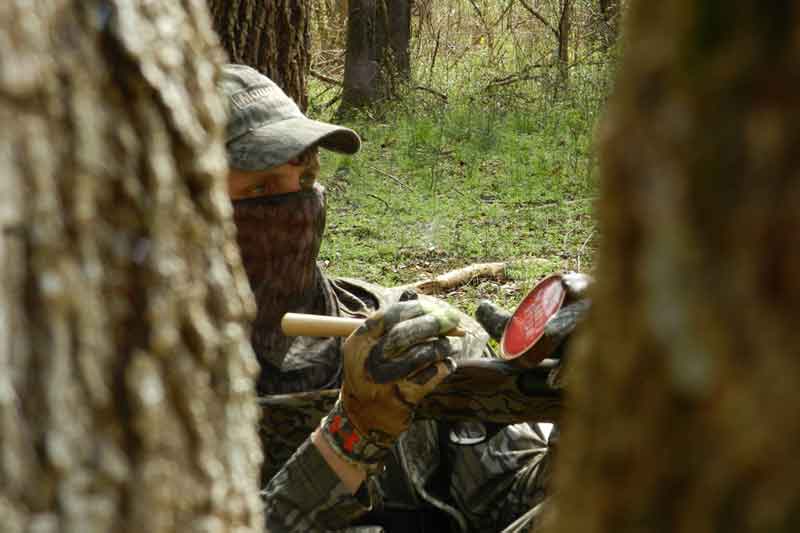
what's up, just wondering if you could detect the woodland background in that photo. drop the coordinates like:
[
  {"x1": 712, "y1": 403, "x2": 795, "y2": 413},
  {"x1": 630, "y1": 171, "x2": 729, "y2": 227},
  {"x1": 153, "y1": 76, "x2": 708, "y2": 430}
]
[
  {"x1": 215, "y1": 0, "x2": 618, "y2": 315},
  {"x1": 2, "y1": 1, "x2": 799, "y2": 532}
]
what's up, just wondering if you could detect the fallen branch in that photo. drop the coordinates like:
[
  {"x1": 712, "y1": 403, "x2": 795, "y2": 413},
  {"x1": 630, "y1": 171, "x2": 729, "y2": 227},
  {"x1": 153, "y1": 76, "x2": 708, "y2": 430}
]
[
  {"x1": 413, "y1": 85, "x2": 448, "y2": 102},
  {"x1": 521, "y1": 197, "x2": 598, "y2": 210},
  {"x1": 400, "y1": 262, "x2": 507, "y2": 294},
  {"x1": 399, "y1": 258, "x2": 551, "y2": 295},
  {"x1": 321, "y1": 94, "x2": 341, "y2": 110},
  {"x1": 310, "y1": 69, "x2": 343, "y2": 86},
  {"x1": 485, "y1": 52, "x2": 552, "y2": 90},
  {"x1": 366, "y1": 193, "x2": 390, "y2": 211},
  {"x1": 485, "y1": 65, "x2": 549, "y2": 89}
]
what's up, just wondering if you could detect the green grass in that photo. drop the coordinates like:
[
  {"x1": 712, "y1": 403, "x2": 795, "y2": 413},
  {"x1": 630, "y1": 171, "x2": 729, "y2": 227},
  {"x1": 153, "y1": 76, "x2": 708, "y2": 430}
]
[{"x1": 308, "y1": 73, "x2": 602, "y2": 316}]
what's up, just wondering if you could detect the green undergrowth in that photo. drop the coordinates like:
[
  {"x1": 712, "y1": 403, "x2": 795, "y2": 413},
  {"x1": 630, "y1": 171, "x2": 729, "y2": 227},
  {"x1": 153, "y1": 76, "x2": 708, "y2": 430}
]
[{"x1": 308, "y1": 80, "x2": 602, "y2": 315}]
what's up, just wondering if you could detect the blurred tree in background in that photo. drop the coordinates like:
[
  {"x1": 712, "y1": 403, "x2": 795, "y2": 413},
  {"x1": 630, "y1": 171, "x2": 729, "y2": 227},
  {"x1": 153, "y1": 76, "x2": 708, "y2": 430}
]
[
  {"x1": 307, "y1": 0, "x2": 624, "y2": 113},
  {"x1": 549, "y1": 2, "x2": 800, "y2": 532},
  {"x1": 517, "y1": 0, "x2": 574, "y2": 87},
  {"x1": 340, "y1": 0, "x2": 412, "y2": 110},
  {"x1": 0, "y1": 1, "x2": 262, "y2": 532}
]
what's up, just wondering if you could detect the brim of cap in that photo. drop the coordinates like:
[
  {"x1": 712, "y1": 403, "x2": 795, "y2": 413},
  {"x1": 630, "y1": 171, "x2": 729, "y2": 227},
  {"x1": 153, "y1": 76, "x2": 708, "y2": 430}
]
[{"x1": 227, "y1": 116, "x2": 361, "y2": 171}]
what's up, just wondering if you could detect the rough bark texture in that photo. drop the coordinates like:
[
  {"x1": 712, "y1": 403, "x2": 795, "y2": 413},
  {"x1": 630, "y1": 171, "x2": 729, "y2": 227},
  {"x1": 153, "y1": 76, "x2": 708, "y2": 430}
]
[
  {"x1": 208, "y1": 0, "x2": 311, "y2": 109},
  {"x1": 0, "y1": 2, "x2": 263, "y2": 532},
  {"x1": 549, "y1": 2, "x2": 800, "y2": 533},
  {"x1": 340, "y1": 0, "x2": 411, "y2": 110}
]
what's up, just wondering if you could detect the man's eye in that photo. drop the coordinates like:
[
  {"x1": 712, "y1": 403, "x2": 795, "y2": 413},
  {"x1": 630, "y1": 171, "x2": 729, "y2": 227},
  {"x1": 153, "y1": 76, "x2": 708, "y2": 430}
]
[{"x1": 249, "y1": 184, "x2": 267, "y2": 196}]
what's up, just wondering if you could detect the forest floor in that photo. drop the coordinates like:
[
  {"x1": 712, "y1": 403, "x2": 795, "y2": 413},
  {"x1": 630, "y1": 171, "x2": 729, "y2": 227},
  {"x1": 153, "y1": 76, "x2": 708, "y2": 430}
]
[{"x1": 307, "y1": 75, "x2": 604, "y2": 316}]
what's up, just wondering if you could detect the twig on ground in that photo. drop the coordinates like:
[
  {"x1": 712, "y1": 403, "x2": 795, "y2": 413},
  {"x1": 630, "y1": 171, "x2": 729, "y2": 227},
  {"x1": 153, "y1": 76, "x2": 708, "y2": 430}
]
[
  {"x1": 447, "y1": 186, "x2": 467, "y2": 198},
  {"x1": 516, "y1": 197, "x2": 598, "y2": 210},
  {"x1": 366, "y1": 193, "x2": 390, "y2": 211},
  {"x1": 486, "y1": 63, "x2": 550, "y2": 89},
  {"x1": 413, "y1": 85, "x2": 448, "y2": 102},
  {"x1": 322, "y1": 94, "x2": 341, "y2": 110},
  {"x1": 365, "y1": 164, "x2": 413, "y2": 191},
  {"x1": 310, "y1": 69, "x2": 343, "y2": 86}
]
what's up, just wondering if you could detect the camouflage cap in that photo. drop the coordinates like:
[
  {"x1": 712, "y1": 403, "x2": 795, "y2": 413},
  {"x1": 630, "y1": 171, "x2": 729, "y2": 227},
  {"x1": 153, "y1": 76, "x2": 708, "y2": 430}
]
[{"x1": 219, "y1": 64, "x2": 361, "y2": 171}]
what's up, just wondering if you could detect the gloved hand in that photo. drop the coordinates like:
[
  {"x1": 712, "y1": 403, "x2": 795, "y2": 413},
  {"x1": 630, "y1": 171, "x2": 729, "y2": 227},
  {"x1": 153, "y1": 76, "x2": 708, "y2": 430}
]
[
  {"x1": 475, "y1": 272, "x2": 593, "y2": 385},
  {"x1": 320, "y1": 299, "x2": 459, "y2": 467},
  {"x1": 476, "y1": 272, "x2": 592, "y2": 342}
]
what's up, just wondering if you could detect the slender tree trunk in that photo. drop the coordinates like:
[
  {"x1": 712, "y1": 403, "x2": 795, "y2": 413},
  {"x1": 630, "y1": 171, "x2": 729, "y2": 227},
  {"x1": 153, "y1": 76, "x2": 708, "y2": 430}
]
[
  {"x1": 550, "y1": 2, "x2": 800, "y2": 533},
  {"x1": 208, "y1": 0, "x2": 311, "y2": 110},
  {"x1": 0, "y1": 2, "x2": 263, "y2": 532},
  {"x1": 557, "y1": 0, "x2": 572, "y2": 86}
]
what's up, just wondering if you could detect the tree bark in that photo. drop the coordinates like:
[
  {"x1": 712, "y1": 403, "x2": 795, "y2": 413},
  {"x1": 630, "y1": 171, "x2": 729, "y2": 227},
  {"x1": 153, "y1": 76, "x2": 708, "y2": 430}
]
[
  {"x1": 381, "y1": 0, "x2": 412, "y2": 81},
  {"x1": 340, "y1": 0, "x2": 411, "y2": 111},
  {"x1": 341, "y1": 0, "x2": 380, "y2": 109},
  {"x1": 557, "y1": 0, "x2": 572, "y2": 85},
  {"x1": 0, "y1": 1, "x2": 263, "y2": 532},
  {"x1": 550, "y1": 2, "x2": 800, "y2": 533},
  {"x1": 208, "y1": 0, "x2": 311, "y2": 110}
]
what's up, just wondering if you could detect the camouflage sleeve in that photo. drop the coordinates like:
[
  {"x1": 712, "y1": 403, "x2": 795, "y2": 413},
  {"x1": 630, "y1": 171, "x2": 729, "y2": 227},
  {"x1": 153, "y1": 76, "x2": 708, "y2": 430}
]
[
  {"x1": 263, "y1": 437, "x2": 372, "y2": 532},
  {"x1": 448, "y1": 423, "x2": 552, "y2": 531}
]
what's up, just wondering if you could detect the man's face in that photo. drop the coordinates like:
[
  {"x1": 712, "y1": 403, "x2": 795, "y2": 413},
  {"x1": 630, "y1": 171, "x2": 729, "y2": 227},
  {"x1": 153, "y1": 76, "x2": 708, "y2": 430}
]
[{"x1": 228, "y1": 161, "x2": 305, "y2": 200}]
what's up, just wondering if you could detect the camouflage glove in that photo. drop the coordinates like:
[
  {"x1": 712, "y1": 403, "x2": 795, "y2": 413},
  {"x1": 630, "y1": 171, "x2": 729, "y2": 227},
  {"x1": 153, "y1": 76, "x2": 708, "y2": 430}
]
[{"x1": 320, "y1": 299, "x2": 459, "y2": 468}]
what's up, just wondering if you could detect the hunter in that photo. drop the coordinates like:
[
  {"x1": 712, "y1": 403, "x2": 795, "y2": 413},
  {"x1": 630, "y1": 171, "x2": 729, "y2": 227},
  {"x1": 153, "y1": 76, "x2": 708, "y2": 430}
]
[{"x1": 220, "y1": 64, "x2": 558, "y2": 532}]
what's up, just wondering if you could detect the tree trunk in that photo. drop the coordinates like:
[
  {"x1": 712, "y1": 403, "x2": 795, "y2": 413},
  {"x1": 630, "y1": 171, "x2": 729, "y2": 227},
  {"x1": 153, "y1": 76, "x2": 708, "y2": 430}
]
[
  {"x1": 557, "y1": 0, "x2": 572, "y2": 86},
  {"x1": 208, "y1": 0, "x2": 311, "y2": 110},
  {"x1": 341, "y1": 0, "x2": 380, "y2": 109},
  {"x1": 382, "y1": 0, "x2": 412, "y2": 81},
  {"x1": 0, "y1": 2, "x2": 263, "y2": 532},
  {"x1": 340, "y1": 0, "x2": 411, "y2": 111},
  {"x1": 550, "y1": 2, "x2": 800, "y2": 533}
]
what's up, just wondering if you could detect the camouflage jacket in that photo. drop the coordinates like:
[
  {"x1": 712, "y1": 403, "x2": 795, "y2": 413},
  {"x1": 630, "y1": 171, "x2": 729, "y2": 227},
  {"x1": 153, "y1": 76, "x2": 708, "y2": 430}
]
[{"x1": 260, "y1": 273, "x2": 551, "y2": 532}]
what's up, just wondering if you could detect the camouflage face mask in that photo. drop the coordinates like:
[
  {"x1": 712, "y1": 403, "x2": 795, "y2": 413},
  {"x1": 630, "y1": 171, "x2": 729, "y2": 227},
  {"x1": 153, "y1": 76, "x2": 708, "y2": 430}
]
[{"x1": 232, "y1": 183, "x2": 327, "y2": 368}]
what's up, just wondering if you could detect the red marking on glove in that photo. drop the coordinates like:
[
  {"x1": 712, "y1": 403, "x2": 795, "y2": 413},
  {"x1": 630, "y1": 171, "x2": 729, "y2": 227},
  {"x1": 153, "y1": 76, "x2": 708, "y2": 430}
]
[
  {"x1": 329, "y1": 415, "x2": 342, "y2": 433},
  {"x1": 328, "y1": 415, "x2": 361, "y2": 453},
  {"x1": 343, "y1": 431, "x2": 361, "y2": 453}
]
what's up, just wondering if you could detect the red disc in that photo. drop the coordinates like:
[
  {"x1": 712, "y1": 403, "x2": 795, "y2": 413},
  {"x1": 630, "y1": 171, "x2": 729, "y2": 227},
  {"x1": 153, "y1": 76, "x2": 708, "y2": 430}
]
[{"x1": 501, "y1": 274, "x2": 566, "y2": 361}]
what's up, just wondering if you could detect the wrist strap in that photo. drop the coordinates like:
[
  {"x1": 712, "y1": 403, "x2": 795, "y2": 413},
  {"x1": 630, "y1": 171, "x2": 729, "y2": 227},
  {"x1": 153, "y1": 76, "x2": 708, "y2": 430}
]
[{"x1": 321, "y1": 400, "x2": 392, "y2": 470}]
